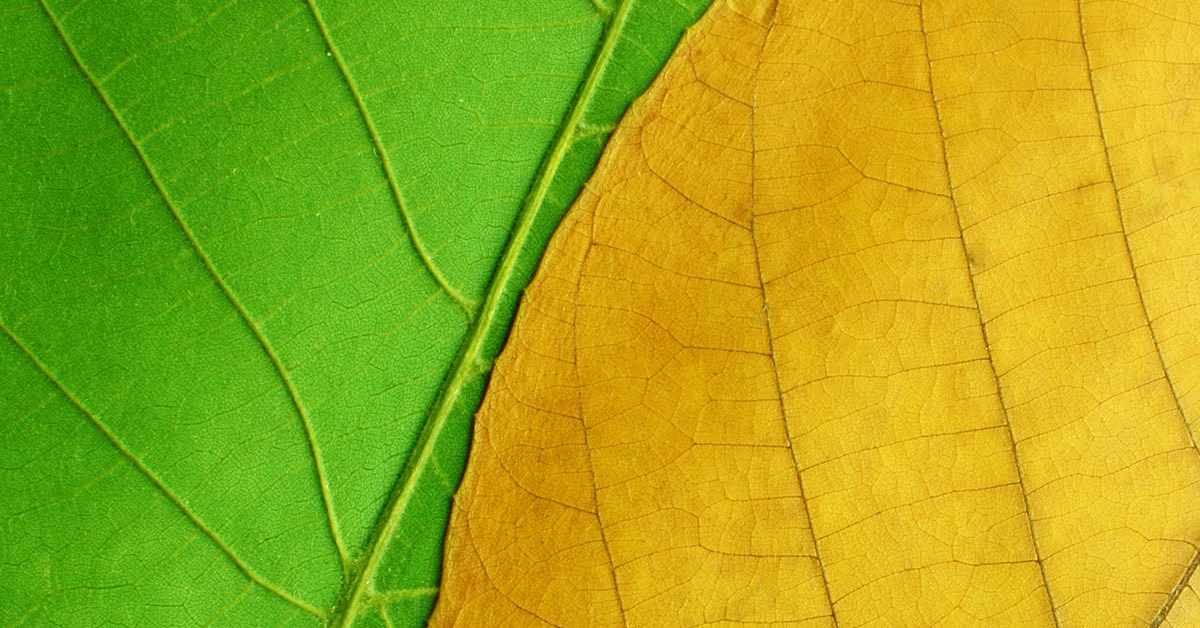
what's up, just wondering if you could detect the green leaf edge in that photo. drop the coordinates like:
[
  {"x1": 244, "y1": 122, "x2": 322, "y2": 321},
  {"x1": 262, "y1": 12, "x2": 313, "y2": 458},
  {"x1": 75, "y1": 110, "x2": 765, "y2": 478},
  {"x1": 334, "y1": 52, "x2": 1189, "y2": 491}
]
[
  {"x1": 328, "y1": 0, "x2": 650, "y2": 623},
  {"x1": 4, "y1": 0, "x2": 713, "y2": 624}
]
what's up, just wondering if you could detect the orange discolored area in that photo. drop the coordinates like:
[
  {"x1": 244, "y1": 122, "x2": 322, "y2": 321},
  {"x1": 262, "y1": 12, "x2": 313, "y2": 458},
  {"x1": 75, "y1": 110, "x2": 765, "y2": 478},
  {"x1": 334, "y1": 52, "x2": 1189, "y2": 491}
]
[{"x1": 431, "y1": 0, "x2": 1200, "y2": 626}]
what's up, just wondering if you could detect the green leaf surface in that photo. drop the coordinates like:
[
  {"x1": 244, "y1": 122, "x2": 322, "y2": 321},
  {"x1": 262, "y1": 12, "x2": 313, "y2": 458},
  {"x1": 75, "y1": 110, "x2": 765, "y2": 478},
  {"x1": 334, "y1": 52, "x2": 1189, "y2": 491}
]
[{"x1": 0, "y1": 0, "x2": 710, "y2": 625}]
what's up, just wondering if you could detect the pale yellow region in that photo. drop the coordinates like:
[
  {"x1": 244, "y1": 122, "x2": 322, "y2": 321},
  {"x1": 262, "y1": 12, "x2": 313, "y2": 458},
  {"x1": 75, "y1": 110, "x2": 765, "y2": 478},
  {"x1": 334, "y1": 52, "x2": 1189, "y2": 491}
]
[
  {"x1": 1084, "y1": 6, "x2": 1200, "y2": 625},
  {"x1": 1163, "y1": 581, "x2": 1199, "y2": 628},
  {"x1": 923, "y1": 0, "x2": 1200, "y2": 625},
  {"x1": 756, "y1": 2, "x2": 1051, "y2": 626},
  {"x1": 433, "y1": 0, "x2": 1200, "y2": 626},
  {"x1": 1081, "y1": 0, "x2": 1200, "y2": 469}
]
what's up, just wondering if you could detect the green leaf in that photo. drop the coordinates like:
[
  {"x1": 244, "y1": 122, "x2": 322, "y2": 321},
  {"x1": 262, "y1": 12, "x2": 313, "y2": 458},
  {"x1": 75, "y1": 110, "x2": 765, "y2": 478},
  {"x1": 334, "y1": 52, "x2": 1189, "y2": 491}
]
[{"x1": 0, "y1": 0, "x2": 710, "y2": 625}]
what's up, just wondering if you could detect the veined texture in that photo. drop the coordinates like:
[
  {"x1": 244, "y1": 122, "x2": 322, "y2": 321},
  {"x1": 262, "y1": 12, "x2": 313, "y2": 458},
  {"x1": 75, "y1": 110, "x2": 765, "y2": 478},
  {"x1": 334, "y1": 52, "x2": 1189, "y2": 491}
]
[
  {"x1": 433, "y1": 0, "x2": 1200, "y2": 626},
  {"x1": 0, "y1": 0, "x2": 711, "y2": 626}
]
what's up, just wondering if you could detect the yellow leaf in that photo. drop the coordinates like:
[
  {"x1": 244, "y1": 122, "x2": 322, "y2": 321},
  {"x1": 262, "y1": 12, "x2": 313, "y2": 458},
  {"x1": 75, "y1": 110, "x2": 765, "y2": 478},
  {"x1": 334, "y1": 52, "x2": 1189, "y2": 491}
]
[{"x1": 431, "y1": 0, "x2": 1200, "y2": 625}]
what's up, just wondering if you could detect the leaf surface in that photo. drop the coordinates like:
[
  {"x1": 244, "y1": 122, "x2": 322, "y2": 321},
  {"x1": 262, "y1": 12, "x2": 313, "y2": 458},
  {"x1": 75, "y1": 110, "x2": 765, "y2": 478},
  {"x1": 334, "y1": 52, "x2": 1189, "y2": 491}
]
[
  {"x1": 0, "y1": 0, "x2": 709, "y2": 626},
  {"x1": 433, "y1": 0, "x2": 1200, "y2": 626}
]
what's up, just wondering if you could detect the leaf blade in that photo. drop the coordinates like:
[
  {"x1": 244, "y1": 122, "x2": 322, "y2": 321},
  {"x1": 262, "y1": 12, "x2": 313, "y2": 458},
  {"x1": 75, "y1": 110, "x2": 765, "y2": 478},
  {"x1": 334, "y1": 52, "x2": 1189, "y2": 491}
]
[
  {"x1": 433, "y1": 0, "x2": 1200, "y2": 625},
  {"x1": 0, "y1": 0, "x2": 711, "y2": 625}
]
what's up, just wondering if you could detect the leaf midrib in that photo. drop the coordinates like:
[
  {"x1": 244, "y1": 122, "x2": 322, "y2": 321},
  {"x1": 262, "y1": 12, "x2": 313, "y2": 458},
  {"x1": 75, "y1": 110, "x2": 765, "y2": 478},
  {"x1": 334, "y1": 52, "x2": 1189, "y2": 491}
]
[
  {"x1": 328, "y1": 0, "x2": 638, "y2": 624},
  {"x1": 26, "y1": 0, "x2": 666, "y2": 623}
]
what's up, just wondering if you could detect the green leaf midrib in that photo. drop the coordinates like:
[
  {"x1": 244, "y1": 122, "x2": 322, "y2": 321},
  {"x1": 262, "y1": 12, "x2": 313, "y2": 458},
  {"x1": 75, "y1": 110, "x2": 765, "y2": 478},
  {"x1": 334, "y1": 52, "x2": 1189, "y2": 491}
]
[
  {"x1": 2, "y1": 0, "x2": 711, "y2": 623},
  {"x1": 327, "y1": 0, "x2": 639, "y2": 623},
  {"x1": 26, "y1": 3, "x2": 619, "y2": 618}
]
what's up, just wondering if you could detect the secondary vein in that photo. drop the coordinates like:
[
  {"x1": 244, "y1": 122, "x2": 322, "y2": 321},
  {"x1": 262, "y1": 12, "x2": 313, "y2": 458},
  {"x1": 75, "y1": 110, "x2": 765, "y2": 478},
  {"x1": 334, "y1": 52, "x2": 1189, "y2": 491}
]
[
  {"x1": 1075, "y1": 0, "x2": 1200, "y2": 459},
  {"x1": 366, "y1": 587, "x2": 440, "y2": 607},
  {"x1": 36, "y1": 0, "x2": 351, "y2": 572},
  {"x1": 327, "y1": 0, "x2": 637, "y2": 624},
  {"x1": 572, "y1": 240, "x2": 632, "y2": 626},
  {"x1": 746, "y1": 15, "x2": 840, "y2": 626},
  {"x1": 916, "y1": 3, "x2": 1062, "y2": 626},
  {"x1": 0, "y1": 320, "x2": 326, "y2": 620},
  {"x1": 1076, "y1": 5, "x2": 1200, "y2": 623},
  {"x1": 303, "y1": 0, "x2": 478, "y2": 318}
]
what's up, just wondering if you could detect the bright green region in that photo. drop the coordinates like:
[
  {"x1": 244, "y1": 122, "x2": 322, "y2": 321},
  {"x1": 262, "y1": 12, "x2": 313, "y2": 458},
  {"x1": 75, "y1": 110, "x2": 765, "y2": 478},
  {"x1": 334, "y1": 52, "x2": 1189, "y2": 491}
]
[{"x1": 0, "y1": 0, "x2": 711, "y2": 625}]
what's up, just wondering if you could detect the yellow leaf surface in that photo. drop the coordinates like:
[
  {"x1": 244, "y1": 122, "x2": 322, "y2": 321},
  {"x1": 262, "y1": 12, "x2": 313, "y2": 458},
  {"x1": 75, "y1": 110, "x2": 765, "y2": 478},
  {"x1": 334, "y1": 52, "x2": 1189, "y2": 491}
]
[{"x1": 431, "y1": 0, "x2": 1200, "y2": 625}]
